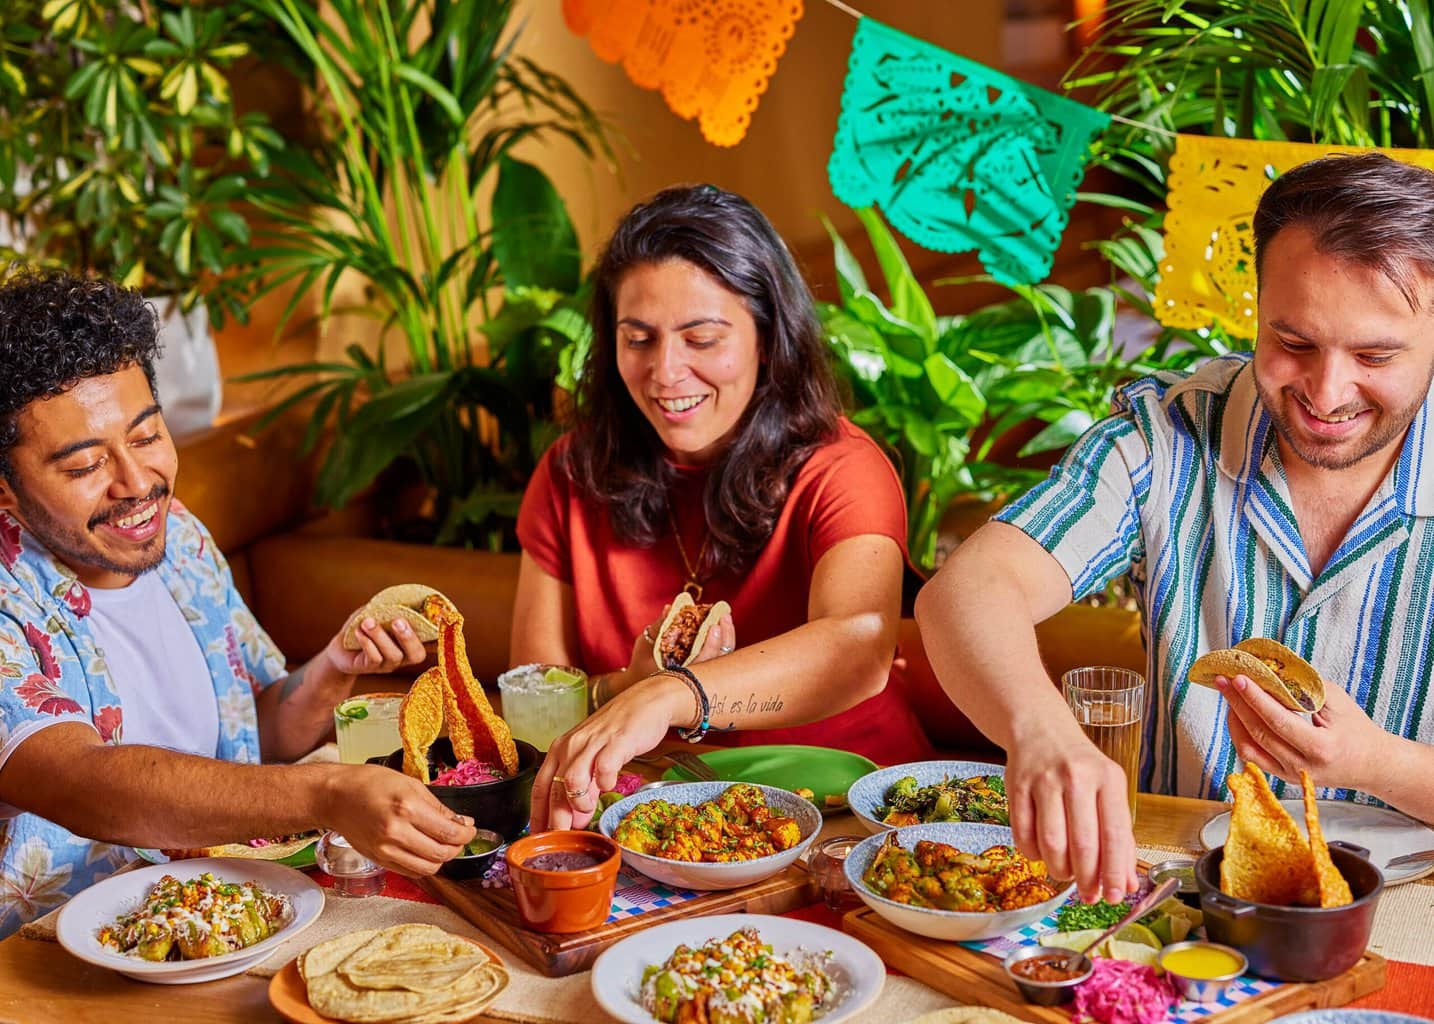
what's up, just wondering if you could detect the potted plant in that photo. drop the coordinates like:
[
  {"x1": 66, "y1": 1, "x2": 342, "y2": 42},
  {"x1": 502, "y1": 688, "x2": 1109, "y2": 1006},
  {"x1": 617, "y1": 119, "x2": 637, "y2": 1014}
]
[
  {"x1": 239, "y1": 0, "x2": 608, "y2": 551},
  {"x1": 819, "y1": 207, "x2": 1202, "y2": 572},
  {"x1": 0, "y1": 0, "x2": 285, "y2": 433}
]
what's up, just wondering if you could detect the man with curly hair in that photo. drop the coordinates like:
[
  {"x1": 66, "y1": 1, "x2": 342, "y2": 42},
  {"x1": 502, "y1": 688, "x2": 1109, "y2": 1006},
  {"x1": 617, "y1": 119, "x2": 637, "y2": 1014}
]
[{"x1": 0, "y1": 269, "x2": 475, "y2": 937}]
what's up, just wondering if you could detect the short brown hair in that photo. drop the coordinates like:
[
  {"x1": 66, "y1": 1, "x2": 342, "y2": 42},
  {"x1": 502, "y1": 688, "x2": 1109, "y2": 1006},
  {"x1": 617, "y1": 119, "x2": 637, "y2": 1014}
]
[{"x1": 1253, "y1": 152, "x2": 1434, "y2": 312}]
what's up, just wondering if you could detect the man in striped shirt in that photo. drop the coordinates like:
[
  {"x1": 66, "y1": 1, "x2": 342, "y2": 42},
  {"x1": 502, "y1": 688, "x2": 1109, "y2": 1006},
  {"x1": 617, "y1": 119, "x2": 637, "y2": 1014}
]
[{"x1": 916, "y1": 153, "x2": 1434, "y2": 902}]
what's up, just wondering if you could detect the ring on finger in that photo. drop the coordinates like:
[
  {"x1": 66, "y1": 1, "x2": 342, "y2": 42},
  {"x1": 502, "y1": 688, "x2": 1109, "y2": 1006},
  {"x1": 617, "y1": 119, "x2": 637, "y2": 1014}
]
[
  {"x1": 564, "y1": 782, "x2": 591, "y2": 800},
  {"x1": 718, "y1": 644, "x2": 734, "y2": 654}
]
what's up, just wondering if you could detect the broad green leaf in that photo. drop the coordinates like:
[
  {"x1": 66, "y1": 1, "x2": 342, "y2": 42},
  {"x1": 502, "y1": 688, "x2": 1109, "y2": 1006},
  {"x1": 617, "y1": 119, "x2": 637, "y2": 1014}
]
[
  {"x1": 855, "y1": 207, "x2": 937, "y2": 342},
  {"x1": 490, "y1": 156, "x2": 580, "y2": 293}
]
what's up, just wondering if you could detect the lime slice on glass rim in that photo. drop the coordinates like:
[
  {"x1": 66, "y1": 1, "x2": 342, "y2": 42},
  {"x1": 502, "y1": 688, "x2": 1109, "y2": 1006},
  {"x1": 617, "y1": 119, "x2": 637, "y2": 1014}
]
[
  {"x1": 542, "y1": 666, "x2": 585, "y2": 688},
  {"x1": 335, "y1": 697, "x2": 370, "y2": 724}
]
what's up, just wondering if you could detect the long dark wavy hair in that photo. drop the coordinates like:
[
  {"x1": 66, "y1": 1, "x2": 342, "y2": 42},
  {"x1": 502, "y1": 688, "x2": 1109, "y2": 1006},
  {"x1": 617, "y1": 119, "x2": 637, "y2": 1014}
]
[{"x1": 562, "y1": 185, "x2": 841, "y2": 576}]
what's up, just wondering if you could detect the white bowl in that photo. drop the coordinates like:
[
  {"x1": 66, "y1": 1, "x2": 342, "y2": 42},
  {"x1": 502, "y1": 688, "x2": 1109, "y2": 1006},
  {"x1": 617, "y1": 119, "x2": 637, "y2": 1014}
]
[
  {"x1": 843, "y1": 823, "x2": 1073, "y2": 942},
  {"x1": 597, "y1": 781, "x2": 822, "y2": 891},
  {"x1": 846, "y1": 760, "x2": 1006, "y2": 834},
  {"x1": 591, "y1": 913, "x2": 884, "y2": 1023},
  {"x1": 55, "y1": 857, "x2": 323, "y2": 984}
]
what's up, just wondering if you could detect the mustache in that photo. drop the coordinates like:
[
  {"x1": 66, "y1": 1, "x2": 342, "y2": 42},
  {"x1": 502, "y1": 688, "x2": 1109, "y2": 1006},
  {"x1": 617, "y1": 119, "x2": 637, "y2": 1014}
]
[
  {"x1": 1288, "y1": 390, "x2": 1370, "y2": 419},
  {"x1": 88, "y1": 484, "x2": 169, "y2": 530}
]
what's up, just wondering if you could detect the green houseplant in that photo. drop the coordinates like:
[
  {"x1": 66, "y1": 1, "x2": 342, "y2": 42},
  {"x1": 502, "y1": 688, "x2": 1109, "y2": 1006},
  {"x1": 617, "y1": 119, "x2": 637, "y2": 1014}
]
[
  {"x1": 0, "y1": 0, "x2": 283, "y2": 324},
  {"x1": 239, "y1": 0, "x2": 609, "y2": 549},
  {"x1": 819, "y1": 209, "x2": 1202, "y2": 571}
]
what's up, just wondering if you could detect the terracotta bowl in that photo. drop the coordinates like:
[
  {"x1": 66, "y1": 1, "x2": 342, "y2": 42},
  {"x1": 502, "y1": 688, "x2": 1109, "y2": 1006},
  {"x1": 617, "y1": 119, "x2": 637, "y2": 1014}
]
[{"x1": 505, "y1": 831, "x2": 620, "y2": 934}]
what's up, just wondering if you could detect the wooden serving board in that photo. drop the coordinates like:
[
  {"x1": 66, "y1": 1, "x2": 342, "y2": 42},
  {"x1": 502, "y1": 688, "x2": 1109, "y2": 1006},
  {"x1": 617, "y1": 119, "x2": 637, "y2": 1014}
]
[
  {"x1": 418, "y1": 864, "x2": 819, "y2": 978},
  {"x1": 843, "y1": 907, "x2": 1386, "y2": 1024}
]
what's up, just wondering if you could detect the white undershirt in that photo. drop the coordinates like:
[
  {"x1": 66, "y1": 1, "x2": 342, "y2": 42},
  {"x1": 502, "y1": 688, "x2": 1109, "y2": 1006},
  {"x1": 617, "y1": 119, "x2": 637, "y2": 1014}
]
[{"x1": 86, "y1": 571, "x2": 219, "y2": 756}]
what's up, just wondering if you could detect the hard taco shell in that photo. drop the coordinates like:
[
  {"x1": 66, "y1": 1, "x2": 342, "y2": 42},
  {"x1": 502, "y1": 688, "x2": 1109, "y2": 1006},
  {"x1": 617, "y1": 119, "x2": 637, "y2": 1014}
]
[
  {"x1": 342, "y1": 584, "x2": 451, "y2": 650},
  {"x1": 654, "y1": 592, "x2": 731, "y2": 669},
  {"x1": 1188, "y1": 638, "x2": 1326, "y2": 713}
]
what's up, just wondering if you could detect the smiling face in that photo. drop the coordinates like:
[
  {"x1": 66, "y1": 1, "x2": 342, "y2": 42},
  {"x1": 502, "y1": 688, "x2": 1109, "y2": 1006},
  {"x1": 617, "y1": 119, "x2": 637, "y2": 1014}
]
[
  {"x1": 1253, "y1": 225, "x2": 1434, "y2": 472},
  {"x1": 0, "y1": 365, "x2": 176, "y2": 588},
  {"x1": 614, "y1": 259, "x2": 762, "y2": 465}
]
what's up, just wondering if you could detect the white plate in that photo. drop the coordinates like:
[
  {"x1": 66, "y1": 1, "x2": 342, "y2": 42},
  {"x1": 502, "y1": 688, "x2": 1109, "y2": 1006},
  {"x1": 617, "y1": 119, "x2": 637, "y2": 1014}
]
[
  {"x1": 56, "y1": 857, "x2": 323, "y2": 984},
  {"x1": 590, "y1": 913, "x2": 884, "y2": 1024},
  {"x1": 846, "y1": 760, "x2": 1006, "y2": 835},
  {"x1": 1200, "y1": 798, "x2": 1434, "y2": 885}
]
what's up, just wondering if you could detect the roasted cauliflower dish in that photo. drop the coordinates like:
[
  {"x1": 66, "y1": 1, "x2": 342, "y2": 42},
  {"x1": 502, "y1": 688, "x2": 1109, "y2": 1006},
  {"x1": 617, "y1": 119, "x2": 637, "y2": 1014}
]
[
  {"x1": 860, "y1": 833, "x2": 1058, "y2": 912},
  {"x1": 614, "y1": 784, "x2": 805, "y2": 863}
]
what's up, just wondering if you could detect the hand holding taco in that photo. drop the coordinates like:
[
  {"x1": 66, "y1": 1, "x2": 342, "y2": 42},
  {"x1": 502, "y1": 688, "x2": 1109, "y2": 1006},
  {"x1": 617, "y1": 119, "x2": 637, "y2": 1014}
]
[
  {"x1": 1189, "y1": 638, "x2": 1326, "y2": 713},
  {"x1": 653, "y1": 592, "x2": 733, "y2": 669}
]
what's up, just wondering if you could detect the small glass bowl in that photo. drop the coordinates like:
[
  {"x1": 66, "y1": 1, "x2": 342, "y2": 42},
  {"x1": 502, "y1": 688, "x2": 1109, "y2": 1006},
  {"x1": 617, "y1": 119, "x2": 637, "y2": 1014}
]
[
  {"x1": 1158, "y1": 940, "x2": 1248, "y2": 1002},
  {"x1": 314, "y1": 831, "x2": 385, "y2": 897},
  {"x1": 808, "y1": 835, "x2": 865, "y2": 912},
  {"x1": 1002, "y1": 945, "x2": 1094, "y2": 1005}
]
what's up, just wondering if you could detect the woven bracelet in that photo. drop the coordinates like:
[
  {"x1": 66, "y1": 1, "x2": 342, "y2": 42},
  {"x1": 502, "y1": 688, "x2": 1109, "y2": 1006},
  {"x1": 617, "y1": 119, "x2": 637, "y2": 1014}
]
[{"x1": 657, "y1": 665, "x2": 711, "y2": 742}]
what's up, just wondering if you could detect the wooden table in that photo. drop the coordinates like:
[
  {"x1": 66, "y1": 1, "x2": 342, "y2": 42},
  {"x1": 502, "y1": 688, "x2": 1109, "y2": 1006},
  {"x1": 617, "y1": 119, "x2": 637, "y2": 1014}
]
[{"x1": 0, "y1": 791, "x2": 1222, "y2": 1024}]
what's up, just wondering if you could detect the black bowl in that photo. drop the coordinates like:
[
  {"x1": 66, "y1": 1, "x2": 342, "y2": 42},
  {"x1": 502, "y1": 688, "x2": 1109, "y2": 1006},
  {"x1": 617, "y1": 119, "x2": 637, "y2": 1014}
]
[
  {"x1": 379, "y1": 737, "x2": 541, "y2": 842},
  {"x1": 1196, "y1": 841, "x2": 1383, "y2": 982},
  {"x1": 439, "y1": 828, "x2": 505, "y2": 881}
]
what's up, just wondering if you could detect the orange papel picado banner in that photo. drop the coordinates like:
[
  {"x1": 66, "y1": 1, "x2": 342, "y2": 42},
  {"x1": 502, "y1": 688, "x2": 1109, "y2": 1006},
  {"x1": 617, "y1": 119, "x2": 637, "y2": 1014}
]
[
  {"x1": 562, "y1": 0, "x2": 804, "y2": 147},
  {"x1": 1159, "y1": 134, "x2": 1434, "y2": 340}
]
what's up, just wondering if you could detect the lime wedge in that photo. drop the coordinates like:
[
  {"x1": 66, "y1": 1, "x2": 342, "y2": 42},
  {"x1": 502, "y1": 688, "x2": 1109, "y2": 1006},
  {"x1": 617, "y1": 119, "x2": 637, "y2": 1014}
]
[
  {"x1": 1040, "y1": 929, "x2": 1104, "y2": 953},
  {"x1": 1114, "y1": 922, "x2": 1162, "y2": 949},
  {"x1": 543, "y1": 666, "x2": 585, "y2": 687},
  {"x1": 1100, "y1": 940, "x2": 1161, "y2": 967}
]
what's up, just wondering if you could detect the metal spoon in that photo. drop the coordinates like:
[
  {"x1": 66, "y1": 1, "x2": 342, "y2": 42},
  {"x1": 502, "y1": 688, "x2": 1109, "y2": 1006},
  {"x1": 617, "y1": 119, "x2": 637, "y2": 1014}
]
[{"x1": 1056, "y1": 877, "x2": 1180, "y2": 971}]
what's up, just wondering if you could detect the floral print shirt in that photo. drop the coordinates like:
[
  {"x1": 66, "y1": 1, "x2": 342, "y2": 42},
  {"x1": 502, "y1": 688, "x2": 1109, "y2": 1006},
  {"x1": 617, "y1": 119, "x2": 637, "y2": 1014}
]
[{"x1": 0, "y1": 499, "x2": 286, "y2": 937}]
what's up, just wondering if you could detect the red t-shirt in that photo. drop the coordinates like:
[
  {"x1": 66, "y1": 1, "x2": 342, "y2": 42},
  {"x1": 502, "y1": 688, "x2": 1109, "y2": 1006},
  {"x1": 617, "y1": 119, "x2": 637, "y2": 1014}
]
[{"x1": 516, "y1": 417, "x2": 934, "y2": 765}]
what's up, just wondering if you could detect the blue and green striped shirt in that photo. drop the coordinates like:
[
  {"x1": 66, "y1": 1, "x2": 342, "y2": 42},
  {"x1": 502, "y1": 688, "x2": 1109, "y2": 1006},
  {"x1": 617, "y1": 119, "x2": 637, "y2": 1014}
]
[{"x1": 996, "y1": 353, "x2": 1434, "y2": 802}]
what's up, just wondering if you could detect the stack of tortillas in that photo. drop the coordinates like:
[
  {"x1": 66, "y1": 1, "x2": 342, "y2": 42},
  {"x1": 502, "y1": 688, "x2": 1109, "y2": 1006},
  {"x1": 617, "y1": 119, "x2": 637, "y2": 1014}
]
[
  {"x1": 299, "y1": 924, "x2": 508, "y2": 1023},
  {"x1": 341, "y1": 585, "x2": 452, "y2": 650}
]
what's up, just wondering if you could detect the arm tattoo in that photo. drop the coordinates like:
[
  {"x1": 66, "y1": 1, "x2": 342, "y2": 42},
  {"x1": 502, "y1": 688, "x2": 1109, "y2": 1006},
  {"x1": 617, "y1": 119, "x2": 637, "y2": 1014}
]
[{"x1": 276, "y1": 664, "x2": 308, "y2": 704}]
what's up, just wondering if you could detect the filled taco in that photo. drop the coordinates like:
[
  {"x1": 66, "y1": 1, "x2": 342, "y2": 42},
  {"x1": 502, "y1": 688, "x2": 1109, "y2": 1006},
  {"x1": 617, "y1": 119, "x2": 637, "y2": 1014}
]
[
  {"x1": 654, "y1": 592, "x2": 731, "y2": 669},
  {"x1": 1188, "y1": 637, "x2": 1326, "y2": 713},
  {"x1": 341, "y1": 584, "x2": 452, "y2": 650},
  {"x1": 163, "y1": 831, "x2": 319, "y2": 862}
]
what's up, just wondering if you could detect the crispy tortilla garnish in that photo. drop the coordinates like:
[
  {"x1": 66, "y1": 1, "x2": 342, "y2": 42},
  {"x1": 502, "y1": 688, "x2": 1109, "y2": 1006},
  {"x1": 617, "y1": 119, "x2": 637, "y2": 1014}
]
[
  {"x1": 424, "y1": 595, "x2": 518, "y2": 776},
  {"x1": 1221, "y1": 763, "x2": 1319, "y2": 906},
  {"x1": 400, "y1": 668, "x2": 446, "y2": 784},
  {"x1": 1302, "y1": 769, "x2": 1354, "y2": 908}
]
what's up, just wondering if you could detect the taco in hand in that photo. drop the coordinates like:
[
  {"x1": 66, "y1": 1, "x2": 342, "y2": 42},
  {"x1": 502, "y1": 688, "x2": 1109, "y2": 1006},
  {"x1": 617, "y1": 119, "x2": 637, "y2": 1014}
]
[
  {"x1": 1188, "y1": 637, "x2": 1326, "y2": 713},
  {"x1": 163, "y1": 831, "x2": 319, "y2": 862},
  {"x1": 654, "y1": 592, "x2": 731, "y2": 669},
  {"x1": 341, "y1": 584, "x2": 452, "y2": 650}
]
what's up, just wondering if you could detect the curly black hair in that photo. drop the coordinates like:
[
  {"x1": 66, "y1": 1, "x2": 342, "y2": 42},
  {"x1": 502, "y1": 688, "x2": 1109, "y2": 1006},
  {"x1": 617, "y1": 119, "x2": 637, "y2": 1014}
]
[{"x1": 0, "y1": 266, "x2": 161, "y2": 479}]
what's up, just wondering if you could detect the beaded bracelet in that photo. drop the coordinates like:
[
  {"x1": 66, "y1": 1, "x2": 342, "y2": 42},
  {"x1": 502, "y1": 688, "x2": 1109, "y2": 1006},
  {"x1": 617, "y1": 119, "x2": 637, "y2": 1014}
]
[{"x1": 656, "y1": 665, "x2": 711, "y2": 742}]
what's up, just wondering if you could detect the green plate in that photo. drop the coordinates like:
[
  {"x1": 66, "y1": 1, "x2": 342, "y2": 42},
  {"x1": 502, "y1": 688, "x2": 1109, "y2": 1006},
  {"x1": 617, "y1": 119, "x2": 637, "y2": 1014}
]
[
  {"x1": 134, "y1": 840, "x2": 317, "y2": 870},
  {"x1": 661, "y1": 745, "x2": 877, "y2": 813}
]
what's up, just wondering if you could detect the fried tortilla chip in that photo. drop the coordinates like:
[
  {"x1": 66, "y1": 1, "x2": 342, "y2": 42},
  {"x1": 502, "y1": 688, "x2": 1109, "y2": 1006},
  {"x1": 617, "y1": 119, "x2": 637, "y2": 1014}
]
[
  {"x1": 400, "y1": 668, "x2": 446, "y2": 783},
  {"x1": 1189, "y1": 638, "x2": 1326, "y2": 712},
  {"x1": 1301, "y1": 769, "x2": 1354, "y2": 908},
  {"x1": 427, "y1": 596, "x2": 518, "y2": 776},
  {"x1": 1221, "y1": 763, "x2": 1319, "y2": 906},
  {"x1": 654, "y1": 592, "x2": 731, "y2": 669},
  {"x1": 341, "y1": 584, "x2": 452, "y2": 650}
]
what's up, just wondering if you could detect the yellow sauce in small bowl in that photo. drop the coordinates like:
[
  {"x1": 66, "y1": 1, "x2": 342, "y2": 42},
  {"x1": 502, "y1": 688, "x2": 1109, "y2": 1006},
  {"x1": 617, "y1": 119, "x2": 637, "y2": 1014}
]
[{"x1": 1161, "y1": 945, "x2": 1244, "y2": 980}]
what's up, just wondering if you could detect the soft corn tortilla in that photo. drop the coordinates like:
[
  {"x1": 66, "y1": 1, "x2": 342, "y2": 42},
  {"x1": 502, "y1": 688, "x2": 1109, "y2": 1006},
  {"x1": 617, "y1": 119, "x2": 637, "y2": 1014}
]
[
  {"x1": 303, "y1": 926, "x2": 508, "y2": 1023},
  {"x1": 341, "y1": 584, "x2": 452, "y2": 650},
  {"x1": 1188, "y1": 638, "x2": 1326, "y2": 713},
  {"x1": 654, "y1": 591, "x2": 731, "y2": 669},
  {"x1": 164, "y1": 832, "x2": 317, "y2": 862},
  {"x1": 906, "y1": 1009, "x2": 1029, "y2": 1024},
  {"x1": 340, "y1": 924, "x2": 491, "y2": 992}
]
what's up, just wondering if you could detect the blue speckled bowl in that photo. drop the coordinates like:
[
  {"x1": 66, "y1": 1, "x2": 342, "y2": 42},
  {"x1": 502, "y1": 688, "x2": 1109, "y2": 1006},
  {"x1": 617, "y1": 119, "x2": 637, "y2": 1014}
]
[
  {"x1": 597, "y1": 781, "x2": 822, "y2": 890},
  {"x1": 843, "y1": 822, "x2": 1074, "y2": 941},
  {"x1": 846, "y1": 760, "x2": 1006, "y2": 834}
]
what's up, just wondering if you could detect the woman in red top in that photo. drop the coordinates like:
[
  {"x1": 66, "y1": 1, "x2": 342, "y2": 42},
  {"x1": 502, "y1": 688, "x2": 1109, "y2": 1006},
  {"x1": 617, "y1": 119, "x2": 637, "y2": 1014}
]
[{"x1": 516, "y1": 185, "x2": 933, "y2": 830}]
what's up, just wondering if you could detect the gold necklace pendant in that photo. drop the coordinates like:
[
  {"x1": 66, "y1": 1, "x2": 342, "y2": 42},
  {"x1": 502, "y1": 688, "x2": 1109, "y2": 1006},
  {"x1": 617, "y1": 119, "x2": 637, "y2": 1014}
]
[{"x1": 682, "y1": 580, "x2": 704, "y2": 602}]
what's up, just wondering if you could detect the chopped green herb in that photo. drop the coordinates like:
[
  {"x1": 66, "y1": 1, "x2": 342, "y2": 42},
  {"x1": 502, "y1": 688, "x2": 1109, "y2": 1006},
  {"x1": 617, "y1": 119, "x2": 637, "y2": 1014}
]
[{"x1": 1054, "y1": 899, "x2": 1131, "y2": 931}]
